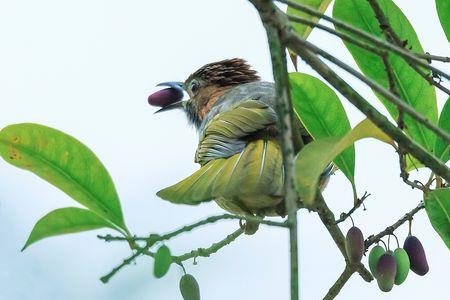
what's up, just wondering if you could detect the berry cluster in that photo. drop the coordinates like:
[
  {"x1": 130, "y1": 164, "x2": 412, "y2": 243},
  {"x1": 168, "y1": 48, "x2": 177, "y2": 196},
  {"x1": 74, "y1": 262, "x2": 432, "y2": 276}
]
[{"x1": 345, "y1": 225, "x2": 429, "y2": 292}]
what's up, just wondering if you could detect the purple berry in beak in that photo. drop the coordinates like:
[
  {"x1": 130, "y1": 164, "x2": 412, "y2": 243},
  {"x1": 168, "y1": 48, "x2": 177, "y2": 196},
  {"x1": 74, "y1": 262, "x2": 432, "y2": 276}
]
[{"x1": 148, "y1": 88, "x2": 183, "y2": 107}]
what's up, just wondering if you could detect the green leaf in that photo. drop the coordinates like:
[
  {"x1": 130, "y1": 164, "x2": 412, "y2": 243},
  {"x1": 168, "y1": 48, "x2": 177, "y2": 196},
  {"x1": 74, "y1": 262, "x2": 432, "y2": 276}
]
[
  {"x1": 180, "y1": 274, "x2": 201, "y2": 300},
  {"x1": 290, "y1": 72, "x2": 356, "y2": 196},
  {"x1": 0, "y1": 123, "x2": 128, "y2": 233},
  {"x1": 154, "y1": 245, "x2": 172, "y2": 278},
  {"x1": 333, "y1": 0, "x2": 438, "y2": 167},
  {"x1": 425, "y1": 188, "x2": 450, "y2": 250},
  {"x1": 287, "y1": 0, "x2": 333, "y2": 39},
  {"x1": 435, "y1": 98, "x2": 450, "y2": 163},
  {"x1": 22, "y1": 207, "x2": 115, "y2": 250},
  {"x1": 295, "y1": 119, "x2": 394, "y2": 204},
  {"x1": 436, "y1": 0, "x2": 450, "y2": 42}
]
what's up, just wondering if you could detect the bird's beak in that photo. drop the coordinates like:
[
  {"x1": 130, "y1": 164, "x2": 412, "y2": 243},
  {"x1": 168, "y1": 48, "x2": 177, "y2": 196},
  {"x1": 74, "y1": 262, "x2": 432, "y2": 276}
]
[
  {"x1": 153, "y1": 81, "x2": 188, "y2": 114},
  {"x1": 154, "y1": 100, "x2": 187, "y2": 113},
  {"x1": 156, "y1": 81, "x2": 185, "y2": 90}
]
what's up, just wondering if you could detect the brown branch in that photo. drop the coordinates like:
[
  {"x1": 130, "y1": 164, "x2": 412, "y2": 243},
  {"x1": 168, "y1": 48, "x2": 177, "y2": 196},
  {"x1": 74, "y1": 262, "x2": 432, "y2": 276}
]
[
  {"x1": 364, "y1": 201, "x2": 425, "y2": 250},
  {"x1": 323, "y1": 266, "x2": 354, "y2": 300},
  {"x1": 314, "y1": 195, "x2": 373, "y2": 282}
]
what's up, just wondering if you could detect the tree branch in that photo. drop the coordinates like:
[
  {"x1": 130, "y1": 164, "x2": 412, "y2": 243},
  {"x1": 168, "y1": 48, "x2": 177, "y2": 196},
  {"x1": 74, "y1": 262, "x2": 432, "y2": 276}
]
[
  {"x1": 100, "y1": 227, "x2": 244, "y2": 283},
  {"x1": 323, "y1": 266, "x2": 354, "y2": 300},
  {"x1": 261, "y1": 17, "x2": 301, "y2": 300},
  {"x1": 418, "y1": 53, "x2": 450, "y2": 63},
  {"x1": 364, "y1": 201, "x2": 425, "y2": 250},
  {"x1": 173, "y1": 228, "x2": 244, "y2": 263},
  {"x1": 98, "y1": 214, "x2": 287, "y2": 243},
  {"x1": 287, "y1": 15, "x2": 385, "y2": 57},
  {"x1": 314, "y1": 194, "x2": 373, "y2": 282},
  {"x1": 366, "y1": 0, "x2": 450, "y2": 95},
  {"x1": 286, "y1": 32, "x2": 450, "y2": 146},
  {"x1": 251, "y1": 2, "x2": 450, "y2": 183},
  {"x1": 100, "y1": 242, "x2": 154, "y2": 283},
  {"x1": 278, "y1": 0, "x2": 450, "y2": 82}
]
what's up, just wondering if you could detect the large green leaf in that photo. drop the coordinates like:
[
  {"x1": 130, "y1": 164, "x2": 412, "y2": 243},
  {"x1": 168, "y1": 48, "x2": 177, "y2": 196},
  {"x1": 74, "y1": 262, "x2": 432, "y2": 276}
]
[
  {"x1": 436, "y1": 0, "x2": 450, "y2": 42},
  {"x1": 425, "y1": 189, "x2": 450, "y2": 250},
  {"x1": 435, "y1": 98, "x2": 450, "y2": 163},
  {"x1": 287, "y1": 0, "x2": 333, "y2": 39},
  {"x1": 295, "y1": 119, "x2": 394, "y2": 204},
  {"x1": 0, "y1": 123, "x2": 128, "y2": 233},
  {"x1": 290, "y1": 72, "x2": 356, "y2": 195},
  {"x1": 333, "y1": 0, "x2": 438, "y2": 165},
  {"x1": 22, "y1": 207, "x2": 115, "y2": 250}
]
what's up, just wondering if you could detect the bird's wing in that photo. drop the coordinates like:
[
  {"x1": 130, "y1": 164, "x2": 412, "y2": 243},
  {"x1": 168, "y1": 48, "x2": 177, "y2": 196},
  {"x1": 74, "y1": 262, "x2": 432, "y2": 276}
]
[
  {"x1": 157, "y1": 100, "x2": 283, "y2": 206},
  {"x1": 157, "y1": 139, "x2": 283, "y2": 206},
  {"x1": 195, "y1": 99, "x2": 278, "y2": 165}
]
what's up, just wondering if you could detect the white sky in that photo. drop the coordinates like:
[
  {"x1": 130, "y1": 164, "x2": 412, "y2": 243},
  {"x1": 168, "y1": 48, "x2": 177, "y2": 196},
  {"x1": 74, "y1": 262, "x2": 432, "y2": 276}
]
[{"x1": 0, "y1": 0, "x2": 449, "y2": 299}]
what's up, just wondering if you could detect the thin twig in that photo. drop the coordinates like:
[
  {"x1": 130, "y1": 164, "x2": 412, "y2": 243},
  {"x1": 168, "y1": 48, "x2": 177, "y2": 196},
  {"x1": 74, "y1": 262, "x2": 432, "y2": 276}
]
[
  {"x1": 287, "y1": 14, "x2": 450, "y2": 66},
  {"x1": 173, "y1": 228, "x2": 244, "y2": 263},
  {"x1": 287, "y1": 15, "x2": 385, "y2": 56},
  {"x1": 100, "y1": 243, "x2": 153, "y2": 283},
  {"x1": 364, "y1": 201, "x2": 425, "y2": 250},
  {"x1": 335, "y1": 192, "x2": 371, "y2": 225},
  {"x1": 98, "y1": 214, "x2": 288, "y2": 243},
  {"x1": 366, "y1": 0, "x2": 450, "y2": 95},
  {"x1": 397, "y1": 146, "x2": 427, "y2": 191},
  {"x1": 101, "y1": 227, "x2": 244, "y2": 283},
  {"x1": 381, "y1": 50, "x2": 426, "y2": 191}
]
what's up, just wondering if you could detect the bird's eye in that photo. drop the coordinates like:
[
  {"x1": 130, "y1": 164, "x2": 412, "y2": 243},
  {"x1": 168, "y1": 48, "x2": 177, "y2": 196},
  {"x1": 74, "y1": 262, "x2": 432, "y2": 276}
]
[{"x1": 190, "y1": 81, "x2": 199, "y2": 93}]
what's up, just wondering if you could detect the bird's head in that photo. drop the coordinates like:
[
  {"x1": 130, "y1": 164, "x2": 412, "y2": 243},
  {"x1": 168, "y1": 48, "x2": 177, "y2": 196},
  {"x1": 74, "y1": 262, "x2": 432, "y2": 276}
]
[{"x1": 152, "y1": 58, "x2": 260, "y2": 128}]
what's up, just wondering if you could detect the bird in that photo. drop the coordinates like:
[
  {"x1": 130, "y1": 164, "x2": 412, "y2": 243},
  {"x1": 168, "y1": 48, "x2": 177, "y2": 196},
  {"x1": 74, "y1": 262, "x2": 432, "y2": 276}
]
[{"x1": 152, "y1": 58, "x2": 332, "y2": 233}]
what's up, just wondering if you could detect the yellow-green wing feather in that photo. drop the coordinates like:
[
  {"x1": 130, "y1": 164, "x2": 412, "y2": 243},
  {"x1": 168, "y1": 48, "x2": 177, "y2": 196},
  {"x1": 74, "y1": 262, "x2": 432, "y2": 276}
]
[
  {"x1": 157, "y1": 140, "x2": 283, "y2": 205},
  {"x1": 195, "y1": 100, "x2": 277, "y2": 165}
]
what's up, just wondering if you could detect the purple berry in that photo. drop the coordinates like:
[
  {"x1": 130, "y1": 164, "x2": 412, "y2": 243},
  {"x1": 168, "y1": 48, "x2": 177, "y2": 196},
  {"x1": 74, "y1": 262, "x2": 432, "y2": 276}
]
[
  {"x1": 148, "y1": 88, "x2": 183, "y2": 107},
  {"x1": 403, "y1": 236, "x2": 429, "y2": 276},
  {"x1": 345, "y1": 226, "x2": 364, "y2": 263},
  {"x1": 376, "y1": 253, "x2": 397, "y2": 292}
]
